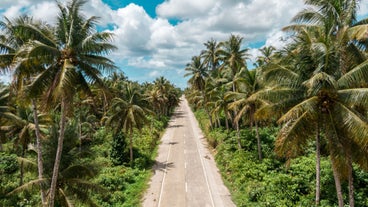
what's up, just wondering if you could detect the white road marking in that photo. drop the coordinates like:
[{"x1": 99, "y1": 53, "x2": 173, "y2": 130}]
[
  {"x1": 187, "y1": 104, "x2": 216, "y2": 207},
  {"x1": 157, "y1": 139, "x2": 173, "y2": 207},
  {"x1": 185, "y1": 182, "x2": 188, "y2": 193}
]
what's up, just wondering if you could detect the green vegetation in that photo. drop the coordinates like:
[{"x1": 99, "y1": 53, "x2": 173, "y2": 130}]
[
  {"x1": 0, "y1": 0, "x2": 181, "y2": 206},
  {"x1": 185, "y1": 1, "x2": 368, "y2": 206},
  {"x1": 195, "y1": 110, "x2": 368, "y2": 207}
]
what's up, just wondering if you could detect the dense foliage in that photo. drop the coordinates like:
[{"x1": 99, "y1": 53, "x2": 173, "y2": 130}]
[
  {"x1": 185, "y1": 0, "x2": 368, "y2": 206},
  {"x1": 195, "y1": 110, "x2": 368, "y2": 206},
  {"x1": 0, "y1": 1, "x2": 181, "y2": 206}
]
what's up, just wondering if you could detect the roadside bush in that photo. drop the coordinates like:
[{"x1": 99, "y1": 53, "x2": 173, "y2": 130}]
[{"x1": 0, "y1": 152, "x2": 18, "y2": 174}]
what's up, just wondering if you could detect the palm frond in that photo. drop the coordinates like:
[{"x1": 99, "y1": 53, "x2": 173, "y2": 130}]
[
  {"x1": 333, "y1": 101, "x2": 368, "y2": 148},
  {"x1": 278, "y1": 96, "x2": 319, "y2": 124},
  {"x1": 276, "y1": 110, "x2": 316, "y2": 159},
  {"x1": 338, "y1": 88, "x2": 368, "y2": 109},
  {"x1": 7, "y1": 178, "x2": 48, "y2": 195},
  {"x1": 338, "y1": 60, "x2": 368, "y2": 88}
]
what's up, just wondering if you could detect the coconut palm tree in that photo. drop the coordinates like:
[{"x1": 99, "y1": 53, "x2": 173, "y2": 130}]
[
  {"x1": 218, "y1": 34, "x2": 249, "y2": 92},
  {"x1": 8, "y1": 123, "x2": 104, "y2": 207},
  {"x1": 201, "y1": 39, "x2": 222, "y2": 76},
  {"x1": 14, "y1": 1, "x2": 116, "y2": 205},
  {"x1": 225, "y1": 68, "x2": 266, "y2": 156},
  {"x1": 0, "y1": 15, "x2": 54, "y2": 205},
  {"x1": 281, "y1": 0, "x2": 368, "y2": 205},
  {"x1": 185, "y1": 55, "x2": 214, "y2": 128},
  {"x1": 0, "y1": 86, "x2": 10, "y2": 151},
  {"x1": 254, "y1": 46, "x2": 276, "y2": 67},
  {"x1": 106, "y1": 83, "x2": 151, "y2": 166},
  {"x1": 206, "y1": 77, "x2": 232, "y2": 130},
  {"x1": 2, "y1": 107, "x2": 36, "y2": 185}
]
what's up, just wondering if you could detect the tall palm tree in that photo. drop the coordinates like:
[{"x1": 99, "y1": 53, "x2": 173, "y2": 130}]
[
  {"x1": 8, "y1": 123, "x2": 103, "y2": 207},
  {"x1": 0, "y1": 86, "x2": 10, "y2": 151},
  {"x1": 185, "y1": 56, "x2": 214, "y2": 128},
  {"x1": 206, "y1": 77, "x2": 231, "y2": 130},
  {"x1": 0, "y1": 15, "x2": 54, "y2": 205},
  {"x1": 15, "y1": 1, "x2": 116, "y2": 205},
  {"x1": 106, "y1": 83, "x2": 151, "y2": 166},
  {"x1": 254, "y1": 46, "x2": 276, "y2": 67},
  {"x1": 219, "y1": 34, "x2": 249, "y2": 92},
  {"x1": 201, "y1": 39, "x2": 221, "y2": 76},
  {"x1": 2, "y1": 107, "x2": 37, "y2": 185},
  {"x1": 281, "y1": 0, "x2": 368, "y2": 205},
  {"x1": 226, "y1": 68, "x2": 266, "y2": 156}
]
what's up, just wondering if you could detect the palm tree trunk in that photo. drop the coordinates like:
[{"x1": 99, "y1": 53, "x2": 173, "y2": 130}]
[
  {"x1": 49, "y1": 97, "x2": 68, "y2": 207},
  {"x1": 224, "y1": 110, "x2": 229, "y2": 130},
  {"x1": 255, "y1": 121, "x2": 262, "y2": 160},
  {"x1": 20, "y1": 149, "x2": 25, "y2": 186},
  {"x1": 236, "y1": 121, "x2": 242, "y2": 149},
  {"x1": 204, "y1": 107, "x2": 213, "y2": 130},
  {"x1": 331, "y1": 158, "x2": 344, "y2": 207},
  {"x1": 347, "y1": 146, "x2": 354, "y2": 207},
  {"x1": 201, "y1": 91, "x2": 213, "y2": 129},
  {"x1": 315, "y1": 125, "x2": 321, "y2": 206},
  {"x1": 129, "y1": 128, "x2": 134, "y2": 167},
  {"x1": 217, "y1": 116, "x2": 221, "y2": 127},
  {"x1": 78, "y1": 114, "x2": 82, "y2": 153},
  {"x1": 32, "y1": 99, "x2": 46, "y2": 205}
]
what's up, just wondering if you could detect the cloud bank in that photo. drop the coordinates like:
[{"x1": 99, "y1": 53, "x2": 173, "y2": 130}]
[{"x1": 1, "y1": 0, "x2": 368, "y2": 87}]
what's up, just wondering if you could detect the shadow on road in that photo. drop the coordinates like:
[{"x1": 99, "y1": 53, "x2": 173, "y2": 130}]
[
  {"x1": 168, "y1": 124, "x2": 183, "y2": 128},
  {"x1": 171, "y1": 111, "x2": 186, "y2": 119},
  {"x1": 153, "y1": 161, "x2": 175, "y2": 173}
]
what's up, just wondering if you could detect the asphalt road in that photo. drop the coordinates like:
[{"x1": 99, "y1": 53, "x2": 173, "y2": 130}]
[{"x1": 142, "y1": 97, "x2": 235, "y2": 207}]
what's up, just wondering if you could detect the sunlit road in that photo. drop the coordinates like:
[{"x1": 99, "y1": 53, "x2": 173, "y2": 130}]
[{"x1": 142, "y1": 96, "x2": 235, "y2": 207}]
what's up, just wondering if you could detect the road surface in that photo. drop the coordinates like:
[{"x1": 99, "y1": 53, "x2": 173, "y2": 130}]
[{"x1": 142, "y1": 97, "x2": 235, "y2": 207}]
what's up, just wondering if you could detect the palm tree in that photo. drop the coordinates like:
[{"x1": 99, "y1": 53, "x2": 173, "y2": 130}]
[
  {"x1": 106, "y1": 83, "x2": 151, "y2": 166},
  {"x1": 254, "y1": 46, "x2": 276, "y2": 67},
  {"x1": 201, "y1": 39, "x2": 221, "y2": 76},
  {"x1": 2, "y1": 107, "x2": 36, "y2": 185},
  {"x1": 281, "y1": 0, "x2": 368, "y2": 205},
  {"x1": 276, "y1": 71, "x2": 368, "y2": 207},
  {"x1": 8, "y1": 123, "x2": 104, "y2": 206},
  {"x1": 0, "y1": 86, "x2": 10, "y2": 151},
  {"x1": 0, "y1": 15, "x2": 54, "y2": 205},
  {"x1": 206, "y1": 77, "x2": 232, "y2": 130},
  {"x1": 218, "y1": 34, "x2": 249, "y2": 92},
  {"x1": 225, "y1": 68, "x2": 266, "y2": 156},
  {"x1": 185, "y1": 56, "x2": 214, "y2": 128},
  {"x1": 14, "y1": 1, "x2": 116, "y2": 205}
]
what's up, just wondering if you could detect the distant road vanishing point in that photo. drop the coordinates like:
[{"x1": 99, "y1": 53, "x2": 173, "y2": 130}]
[{"x1": 142, "y1": 96, "x2": 235, "y2": 207}]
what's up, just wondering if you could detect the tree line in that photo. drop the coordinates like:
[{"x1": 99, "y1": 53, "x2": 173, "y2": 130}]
[
  {"x1": 185, "y1": 0, "x2": 368, "y2": 206},
  {"x1": 0, "y1": 0, "x2": 181, "y2": 206}
]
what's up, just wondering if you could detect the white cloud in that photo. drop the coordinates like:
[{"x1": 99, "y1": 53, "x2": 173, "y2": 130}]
[
  {"x1": 1, "y1": 0, "x2": 368, "y2": 87},
  {"x1": 149, "y1": 70, "x2": 160, "y2": 78},
  {"x1": 0, "y1": 72, "x2": 11, "y2": 83},
  {"x1": 156, "y1": 0, "x2": 215, "y2": 19},
  {"x1": 358, "y1": 0, "x2": 368, "y2": 18},
  {"x1": 3, "y1": 5, "x2": 23, "y2": 19},
  {"x1": 29, "y1": 2, "x2": 58, "y2": 24},
  {"x1": 112, "y1": 3, "x2": 153, "y2": 57}
]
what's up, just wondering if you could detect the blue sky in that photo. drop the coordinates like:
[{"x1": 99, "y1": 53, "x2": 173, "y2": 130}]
[
  {"x1": 102, "y1": 0, "x2": 162, "y2": 17},
  {"x1": 1, "y1": 0, "x2": 368, "y2": 88}
]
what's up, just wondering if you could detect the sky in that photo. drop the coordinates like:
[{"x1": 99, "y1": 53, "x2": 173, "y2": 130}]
[{"x1": 0, "y1": 0, "x2": 368, "y2": 88}]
